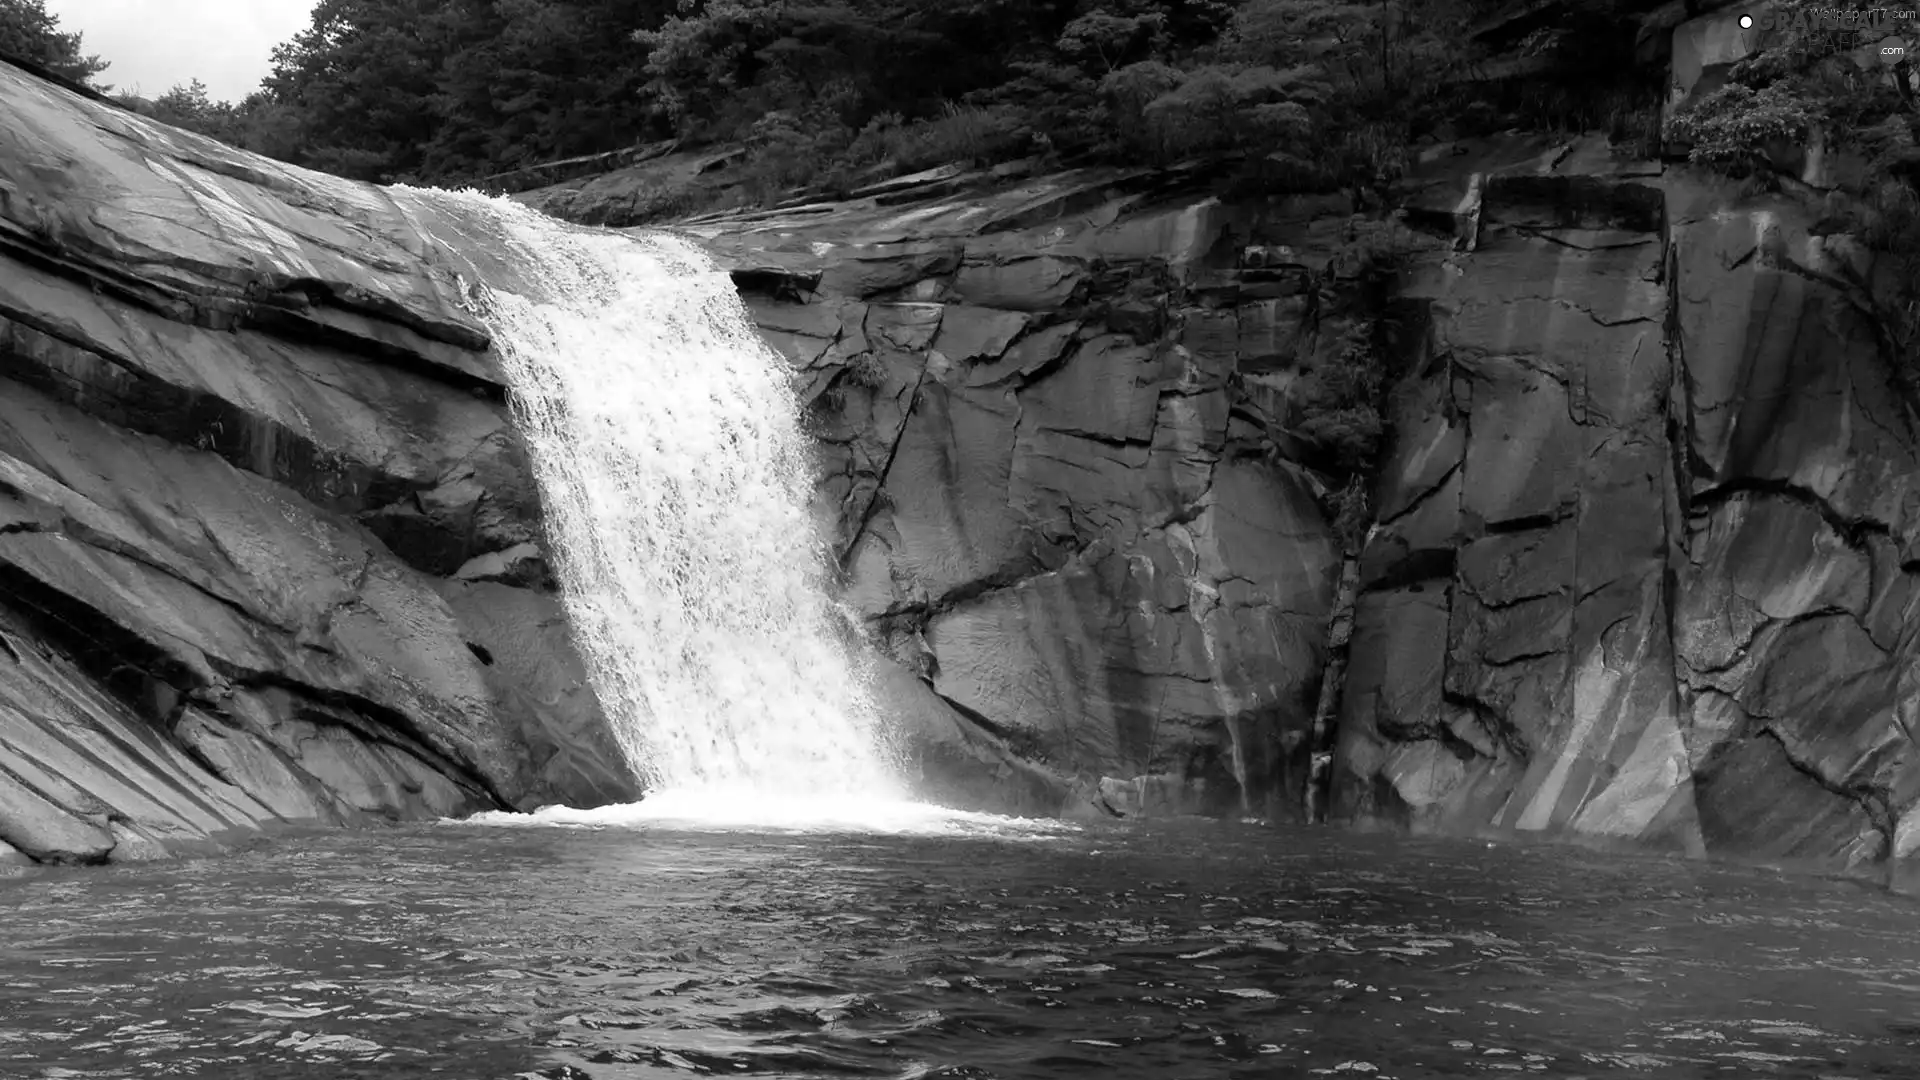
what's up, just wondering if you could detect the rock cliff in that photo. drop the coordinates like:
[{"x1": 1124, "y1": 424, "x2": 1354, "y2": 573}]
[
  {"x1": 682, "y1": 172, "x2": 1357, "y2": 821},
  {"x1": 663, "y1": 2, "x2": 1920, "y2": 871},
  {"x1": 1336, "y1": 150, "x2": 1920, "y2": 871},
  {"x1": 0, "y1": 60, "x2": 634, "y2": 864},
  {"x1": 4, "y1": 0, "x2": 1918, "y2": 877}
]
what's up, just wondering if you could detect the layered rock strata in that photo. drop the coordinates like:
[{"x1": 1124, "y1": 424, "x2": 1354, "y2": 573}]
[{"x1": 0, "y1": 60, "x2": 633, "y2": 863}]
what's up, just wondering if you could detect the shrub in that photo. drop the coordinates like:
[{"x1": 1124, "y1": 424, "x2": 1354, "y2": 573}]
[
  {"x1": 1857, "y1": 179, "x2": 1920, "y2": 386},
  {"x1": 1325, "y1": 475, "x2": 1373, "y2": 551},
  {"x1": 840, "y1": 101, "x2": 1027, "y2": 176},
  {"x1": 1666, "y1": 81, "x2": 1820, "y2": 177},
  {"x1": 842, "y1": 352, "x2": 888, "y2": 388},
  {"x1": 1293, "y1": 322, "x2": 1389, "y2": 475}
]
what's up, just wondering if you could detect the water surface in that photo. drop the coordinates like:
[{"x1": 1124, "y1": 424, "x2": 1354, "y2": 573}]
[{"x1": 3, "y1": 818, "x2": 1917, "y2": 1079}]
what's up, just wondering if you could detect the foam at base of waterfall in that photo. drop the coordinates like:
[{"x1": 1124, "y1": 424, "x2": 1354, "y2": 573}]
[{"x1": 456, "y1": 789, "x2": 1075, "y2": 840}]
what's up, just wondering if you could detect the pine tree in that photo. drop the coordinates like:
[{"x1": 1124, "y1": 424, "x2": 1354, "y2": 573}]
[{"x1": 0, "y1": 0, "x2": 108, "y2": 86}]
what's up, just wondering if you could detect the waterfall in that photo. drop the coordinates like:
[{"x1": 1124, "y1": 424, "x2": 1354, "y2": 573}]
[{"x1": 400, "y1": 190, "x2": 903, "y2": 807}]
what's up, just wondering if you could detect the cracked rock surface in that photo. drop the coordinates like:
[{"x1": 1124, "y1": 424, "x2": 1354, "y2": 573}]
[
  {"x1": 1332, "y1": 125, "x2": 1920, "y2": 872},
  {"x1": 685, "y1": 172, "x2": 1350, "y2": 821},
  {"x1": 7, "y1": 27, "x2": 1915, "y2": 874},
  {"x1": 0, "y1": 61, "x2": 635, "y2": 864}
]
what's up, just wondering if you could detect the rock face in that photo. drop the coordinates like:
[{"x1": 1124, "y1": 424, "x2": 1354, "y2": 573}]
[
  {"x1": 687, "y1": 40, "x2": 1920, "y2": 868},
  {"x1": 7, "y1": 0, "x2": 1920, "y2": 877},
  {"x1": 1330, "y1": 118, "x2": 1920, "y2": 870},
  {"x1": 0, "y1": 59, "x2": 635, "y2": 863},
  {"x1": 684, "y1": 172, "x2": 1352, "y2": 821}
]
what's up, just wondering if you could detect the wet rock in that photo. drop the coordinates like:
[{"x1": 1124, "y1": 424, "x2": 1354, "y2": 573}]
[
  {"x1": 10, "y1": 43, "x2": 1920, "y2": 874},
  {"x1": 1333, "y1": 129, "x2": 1920, "y2": 873},
  {"x1": 453, "y1": 542, "x2": 552, "y2": 590},
  {"x1": 107, "y1": 821, "x2": 173, "y2": 863},
  {"x1": 864, "y1": 657, "x2": 1097, "y2": 818},
  {"x1": 0, "y1": 773, "x2": 115, "y2": 864},
  {"x1": 0, "y1": 60, "x2": 618, "y2": 860},
  {"x1": 699, "y1": 172, "x2": 1346, "y2": 819},
  {"x1": 437, "y1": 581, "x2": 638, "y2": 807}
]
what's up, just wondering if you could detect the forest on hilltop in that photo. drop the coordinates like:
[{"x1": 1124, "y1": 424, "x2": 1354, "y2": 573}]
[
  {"x1": 2, "y1": 0, "x2": 1915, "y2": 226},
  {"x1": 0, "y1": 0, "x2": 1668, "y2": 199}
]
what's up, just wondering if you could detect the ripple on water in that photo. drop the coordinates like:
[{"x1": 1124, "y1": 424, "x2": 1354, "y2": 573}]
[{"x1": 2, "y1": 821, "x2": 1919, "y2": 1079}]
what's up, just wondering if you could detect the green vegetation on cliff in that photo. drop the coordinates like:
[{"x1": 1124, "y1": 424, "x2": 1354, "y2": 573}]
[{"x1": 1665, "y1": 0, "x2": 1920, "y2": 404}]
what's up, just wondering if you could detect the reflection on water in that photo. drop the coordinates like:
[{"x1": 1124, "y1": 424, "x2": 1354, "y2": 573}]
[{"x1": 1, "y1": 819, "x2": 1917, "y2": 1079}]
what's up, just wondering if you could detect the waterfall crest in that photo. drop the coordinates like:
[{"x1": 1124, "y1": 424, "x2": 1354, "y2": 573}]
[{"x1": 403, "y1": 189, "x2": 902, "y2": 805}]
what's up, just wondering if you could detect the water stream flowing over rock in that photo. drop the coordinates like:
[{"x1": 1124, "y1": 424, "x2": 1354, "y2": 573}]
[{"x1": 398, "y1": 190, "x2": 902, "y2": 803}]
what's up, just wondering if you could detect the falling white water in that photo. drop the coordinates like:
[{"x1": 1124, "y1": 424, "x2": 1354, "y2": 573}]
[{"x1": 398, "y1": 188, "x2": 911, "y2": 816}]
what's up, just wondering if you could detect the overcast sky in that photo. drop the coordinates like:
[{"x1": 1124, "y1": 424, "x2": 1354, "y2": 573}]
[{"x1": 47, "y1": 0, "x2": 316, "y2": 102}]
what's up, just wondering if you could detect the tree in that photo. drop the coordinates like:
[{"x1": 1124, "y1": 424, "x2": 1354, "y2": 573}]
[
  {"x1": 261, "y1": 0, "x2": 454, "y2": 181},
  {"x1": 425, "y1": 0, "x2": 676, "y2": 181},
  {"x1": 0, "y1": 0, "x2": 108, "y2": 85},
  {"x1": 145, "y1": 79, "x2": 226, "y2": 130}
]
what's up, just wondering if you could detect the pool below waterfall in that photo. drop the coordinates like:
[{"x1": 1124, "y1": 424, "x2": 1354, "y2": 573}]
[{"x1": 3, "y1": 817, "x2": 1918, "y2": 1079}]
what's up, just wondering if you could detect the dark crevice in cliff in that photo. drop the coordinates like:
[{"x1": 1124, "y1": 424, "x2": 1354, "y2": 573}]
[
  {"x1": 0, "y1": 231, "x2": 501, "y2": 402},
  {"x1": 1374, "y1": 459, "x2": 1461, "y2": 530},
  {"x1": 0, "y1": 340, "x2": 434, "y2": 542},
  {"x1": 1754, "y1": 724, "x2": 1896, "y2": 862},
  {"x1": 1662, "y1": 234, "x2": 1698, "y2": 555},
  {"x1": 0, "y1": 232, "x2": 206, "y2": 333},
  {"x1": 1456, "y1": 576, "x2": 1569, "y2": 612},
  {"x1": 1026, "y1": 424, "x2": 1153, "y2": 451},
  {"x1": 1770, "y1": 251, "x2": 1920, "y2": 437},
  {"x1": 0, "y1": 295, "x2": 153, "y2": 385},
  {"x1": 240, "y1": 304, "x2": 505, "y2": 404},
  {"x1": 1690, "y1": 478, "x2": 1894, "y2": 552},
  {"x1": 1359, "y1": 548, "x2": 1457, "y2": 594},
  {"x1": 223, "y1": 670, "x2": 509, "y2": 811},
  {"x1": 0, "y1": 573, "x2": 221, "y2": 759},
  {"x1": 165, "y1": 714, "x2": 252, "y2": 798},
  {"x1": 33, "y1": 701, "x2": 248, "y2": 830},
  {"x1": 1575, "y1": 575, "x2": 1630, "y2": 607},
  {"x1": 1839, "y1": 340, "x2": 1917, "y2": 453},
  {"x1": 866, "y1": 553, "x2": 1064, "y2": 625},
  {"x1": 1441, "y1": 688, "x2": 1530, "y2": 763},
  {"x1": 930, "y1": 686, "x2": 1069, "y2": 776},
  {"x1": 1483, "y1": 512, "x2": 1565, "y2": 535},
  {"x1": 933, "y1": 688, "x2": 1018, "y2": 743},
  {"x1": 1544, "y1": 295, "x2": 1659, "y2": 331},
  {"x1": 731, "y1": 267, "x2": 822, "y2": 302},
  {"x1": 0, "y1": 556, "x2": 507, "y2": 814},
  {"x1": 0, "y1": 762, "x2": 107, "y2": 866},
  {"x1": 1479, "y1": 644, "x2": 1566, "y2": 668},
  {"x1": 1512, "y1": 225, "x2": 1657, "y2": 252},
  {"x1": 12, "y1": 517, "x2": 301, "y2": 638},
  {"x1": 835, "y1": 361, "x2": 927, "y2": 570}
]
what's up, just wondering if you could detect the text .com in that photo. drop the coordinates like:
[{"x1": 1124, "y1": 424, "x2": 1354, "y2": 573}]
[{"x1": 1738, "y1": 8, "x2": 1917, "y2": 58}]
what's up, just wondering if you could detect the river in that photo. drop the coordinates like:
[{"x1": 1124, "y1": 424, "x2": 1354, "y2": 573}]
[{"x1": 2, "y1": 816, "x2": 1916, "y2": 1079}]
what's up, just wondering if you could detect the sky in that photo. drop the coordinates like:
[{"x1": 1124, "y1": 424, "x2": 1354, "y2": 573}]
[{"x1": 45, "y1": 0, "x2": 317, "y2": 102}]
